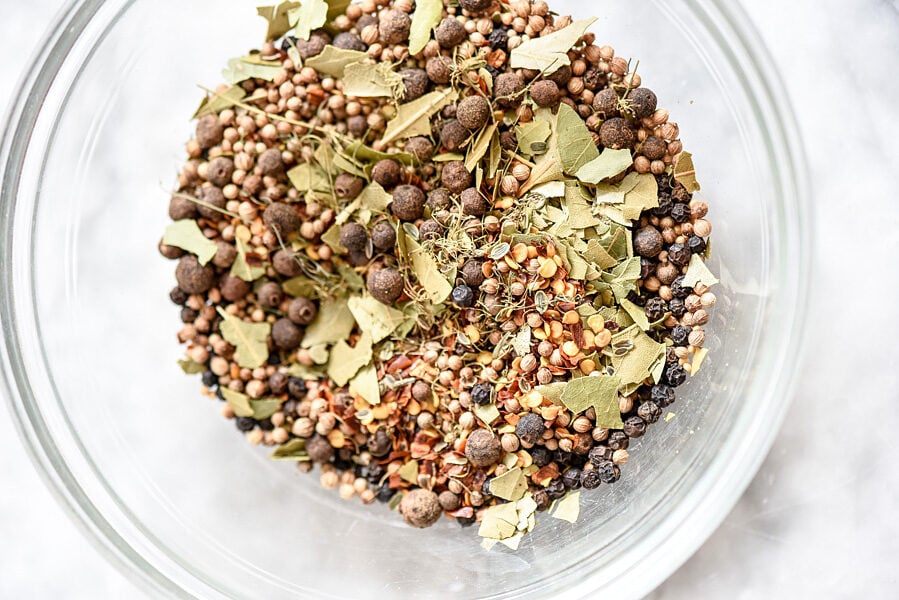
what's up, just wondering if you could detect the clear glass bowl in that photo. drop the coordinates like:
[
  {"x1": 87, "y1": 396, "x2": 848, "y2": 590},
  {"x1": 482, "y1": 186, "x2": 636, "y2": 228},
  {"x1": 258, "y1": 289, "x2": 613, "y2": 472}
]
[{"x1": 0, "y1": 0, "x2": 809, "y2": 597}]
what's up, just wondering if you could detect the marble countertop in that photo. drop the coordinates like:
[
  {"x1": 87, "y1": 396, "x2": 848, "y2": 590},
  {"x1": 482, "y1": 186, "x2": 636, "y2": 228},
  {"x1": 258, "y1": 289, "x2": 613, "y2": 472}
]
[{"x1": 2, "y1": 0, "x2": 898, "y2": 597}]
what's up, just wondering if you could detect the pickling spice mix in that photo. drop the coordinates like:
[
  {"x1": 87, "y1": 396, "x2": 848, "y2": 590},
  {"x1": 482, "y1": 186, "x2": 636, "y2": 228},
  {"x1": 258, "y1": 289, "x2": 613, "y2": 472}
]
[{"x1": 160, "y1": 0, "x2": 719, "y2": 548}]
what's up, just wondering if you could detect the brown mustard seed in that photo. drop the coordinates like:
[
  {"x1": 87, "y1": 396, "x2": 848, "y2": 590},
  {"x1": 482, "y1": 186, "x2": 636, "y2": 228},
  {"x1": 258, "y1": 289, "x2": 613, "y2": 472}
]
[
  {"x1": 441, "y1": 161, "x2": 473, "y2": 194},
  {"x1": 288, "y1": 297, "x2": 317, "y2": 325},
  {"x1": 391, "y1": 185, "x2": 426, "y2": 221},
  {"x1": 175, "y1": 255, "x2": 215, "y2": 294},
  {"x1": 465, "y1": 429, "x2": 502, "y2": 467},
  {"x1": 400, "y1": 68, "x2": 430, "y2": 101},
  {"x1": 335, "y1": 173, "x2": 365, "y2": 199},
  {"x1": 339, "y1": 222, "x2": 369, "y2": 252},
  {"x1": 436, "y1": 17, "x2": 467, "y2": 48},
  {"x1": 599, "y1": 117, "x2": 636, "y2": 149},
  {"x1": 400, "y1": 489, "x2": 442, "y2": 528},
  {"x1": 262, "y1": 203, "x2": 301, "y2": 237},
  {"x1": 494, "y1": 72, "x2": 525, "y2": 107},
  {"x1": 272, "y1": 318, "x2": 302, "y2": 349},
  {"x1": 195, "y1": 115, "x2": 223, "y2": 149},
  {"x1": 457, "y1": 95, "x2": 491, "y2": 130},
  {"x1": 460, "y1": 187, "x2": 488, "y2": 216},
  {"x1": 531, "y1": 79, "x2": 561, "y2": 107},
  {"x1": 367, "y1": 267, "x2": 405, "y2": 305},
  {"x1": 440, "y1": 120, "x2": 470, "y2": 152},
  {"x1": 371, "y1": 221, "x2": 397, "y2": 252},
  {"x1": 371, "y1": 159, "x2": 402, "y2": 188}
]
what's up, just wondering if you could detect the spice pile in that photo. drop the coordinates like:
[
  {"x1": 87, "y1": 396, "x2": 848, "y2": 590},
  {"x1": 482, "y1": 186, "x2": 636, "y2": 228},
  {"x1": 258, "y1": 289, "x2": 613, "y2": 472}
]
[{"x1": 160, "y1": 0, "x2": 718, "y2": 547}]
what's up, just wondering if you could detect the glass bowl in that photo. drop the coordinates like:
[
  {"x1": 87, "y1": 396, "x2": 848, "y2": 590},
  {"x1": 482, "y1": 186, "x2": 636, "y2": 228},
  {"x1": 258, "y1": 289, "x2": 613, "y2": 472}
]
[{"x1": 0, "y1": 0, "x2": 809, "y2": 597}]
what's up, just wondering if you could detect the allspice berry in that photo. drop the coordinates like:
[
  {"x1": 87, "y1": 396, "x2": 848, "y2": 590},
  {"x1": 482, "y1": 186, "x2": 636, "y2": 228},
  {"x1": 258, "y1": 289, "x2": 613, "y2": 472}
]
[
  {"x1": 641, "y1": 136, "x2": 667, "y2": 161},
  {"x1": 436, "y1": 17, "x2": 467, "y2": 48},
  {"x1": 391, "y1": 185, "x2": 426, "y2": 221},
  {"x1": 220, "y1": 274, "x2": 251, "y2": 302},
  {"x1": 272, "y1": 249, "x2": 303, "y2": 277},
  {"x1": 295, "y1": 34, "x2": 327, "y2": 59},
  {"x1": 272, "y1": 318, "x2": 302, "y2": 350},
  {"x1": 438, "y1": 490, "x2": 461, "y2": 511},
  {"x1": 461, "y1": 258, "x2": 486, "y2": 287},
  {"x1": 257, "y1": 148, "x2": 284, "y2": 176},
  {"x1": 333, "y1": 32, "x2": 366, "y2": 51},
  {"x1": 411, "y1": 380, "x2": 432, "y2": 402},
  {"x1": 400, "y1": 489, "x2": 442, "y2": 528},
  {"x1": 515, "y1": 413, "x2": 545, "y2": 446},
  {"x1": 306, "y1": 434, "x2": 335, "y2": 463},
  {"x1": 460, "y1": 187, "x2": 488, "y2": 216},
  {"x1": 400, "y1": 68, "x2": 430, "y2": 102},
  {"x1": 441, "y1": 161, "x2": 473, "y2": 194},
  {"x1": 531, "y1": 79, "x2": 561, "y2": 107},
  {"x1": 367, "y1": 267, "x2": 405, "y2": 305},
  {"x1": 212, "y1": 240, "x2": 237, "y2": 269},
  {"x1": 426, "y1": 55, "x2": 453, "y2": 84},
  {"x1": 465, "y1": 429, "x2": 503, "y2": 467},
  {"x1": 633, "y1": 226, "x2": 664, "y2": 257},
  {"x1": 494, "y1": 72, "x2": 525, "y2": 107},
  {"x1": 499, "y1": 130, "x2": 518, "y2": 151},
  {"x1": 419, "y1": 220, "x2": 443, "y2": 241},
  {"x1": 457, "y1": 95, "x2": 491, "y2": 130},
  {"x1": 335, "y1": 173, "x2": 365, "y2": 199},
  {"x1": 627, "y1": 87, "x2": 657, "y2": 119},
  {"x1": 195, "y1": 115, "x2": 223, "y2": 149},
  {"x1": 405, "y1": 137, "x2": 434, "y2": 161},
  {"x1": 593, "y1": 87, "x2": 620, "y2": 118},
  {"x1": 262, "y1": 203, "x2": 301, "y2": 237},
  {"x1": 175, "y1": 255, "x2": 215, "y2": 294},
  {"x1": 599, "y1": 117, "x2": 635, "y2": 149},
  {"x1": 371, "y1": 159, "x2": 402, "y2": 188},
  {"x1": 459, "y1": 0, "x2": 492, "y2": 12},
  {"x1": 427, "y1": 188, "x2": 452, "y2": 212},
  {"x1": 168, "y1": 195, "x2": 196, "y2": 220},
  {"x1": 440, "y1": 120, "x2": 469, "y2": 152},
  {"x1": 547, "y1": 64, "x2": 573, "y2": 87},
  {"x1": 371, "y1": 221, "x2": 397, "y2": 252},
  {"x1": 339, "y1": 222, "x2": 368, "y2": 252},
  {"x1": 288, "y1": 297, "x2": 317, "y2": 325},
  {"x1": 197, "y1": 186, "x2": 225, "y2": 219},
  {"x1": 257, "y1": 281, "x2": 283, "y2": 307},
  {"x1": 205, "y1": 156, "x2": 234, "y2": 187},
  {"x1": 379, "y1": 10, "x2": 412, "y2": 45}
]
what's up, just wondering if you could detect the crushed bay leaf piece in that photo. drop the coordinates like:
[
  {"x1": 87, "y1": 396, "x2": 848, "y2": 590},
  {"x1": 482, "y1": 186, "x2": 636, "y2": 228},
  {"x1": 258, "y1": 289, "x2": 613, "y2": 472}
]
[
  {"x1": 349, "y1": 362, "x2": 381, "y2": 405},
  {"x1": 557, "y1": 103, "x2": 599, "y2": 175},
  {"x1": 534, "y1": 382, "x2": 567, "y2": 404},
  {"x1": 489, "y1": 467, "x2": 528, "y2": 501},
  {"x1": 510, "y1": 18, "x2": 597, "y2": 75},
  {"x1": 551, "y1": 491, "x2": 580, "y2": 523},
  {"x1": 343, "y1": 61, "x2": 403, "y2": 97},
  {"x1": 665, "y1": 412, "x2": 676, "y2": 422},
  {"x1": 481, "y1": 538, "x2": 499, "y2": 551},
  {"x1": 382, "y1": 88, "x2": 458, "y2": 145},
  {"x1": 610, "y1": 326, "x2": 666, "y2": 388},
  {"x1": 474, "y1": 402, "x2": 501, "y2": 426},
  {"x1": 560, "y1": 375, "x2": 621, "y2": 424},
  {"x1": 674, "y1": 151, "x2": 700, "y2": 192},
  {"x1": 407, "y1": 238, "x2": 453, "y2": 304},
  {"x1": 307, "y1": 343, "x2": 329, "y2": 365},
  {"x1": 407, "y1": 0, "x2": 443, "y2": 55},
  {"x1": 230, "y1": 238, "x2": 266, "y2": 281},
  {"x1": 515, "y1": 120, "x2": 552, "y2": 158},
  {"x1": 162, "y1": 220, "x2": 218, "y2": 265},
  {"x1": 256, "y1": 2, "x2": 301, "y2": 41},
  {"x1": 301, "y1": 298, "x2": 355, "y2": 347},
  {"x1": 575, "y1": 147, "x2": 633, "y2": 184},
  {"x1": 304, "y1": 45, "x2": 366, "y2": 77},
  {"x1": 324, "y1": 0, "x2": 351, "y2": 21},
  {"x1": 193, "y1": 85, "x2": 247, "y2": 119},
  {"x1": 499, "y1": 533, "x2": 524, "y2": 550},
  {"x1": 398, "y1": 459, "x2": 419, "y2": 484},
  {"x1": 348, "y1": 294, "x2": 408, "y2": 343},
  {"x1": 217, "y1": 308, "x2": 271, "y2": 369},
  {"x1": 248, "y1": 398, "x2": 282, "y2": 420},
  {"x1": 691, "y1": 347, "x2": 709, "y2": 376},
  {"x1": 327, "y1": 332, "x2": 373, "y2": 386},
  {"x1": 620, "y1": 172, "x2": 659, "y2": 220},
  {"x1": 520, "y1": 109, "x2": 563, "y2": 194},
  {"x1": 681, "y1": 254, "x2": 719, "y2": 288},
  {"x1": 465, "y1": 122, "x2": 498, "y2": 172},
  {"x1": 178, "y1": 358, "x2": 205, "y2": 375},
  {"x1": 222, "y1": 54, "x2": 283, "y2": 84},
  {"x1": 221, "y1": 387, "x2": 254, "y2": 417},
  {"x1": 620, "y1": 297, "x2": 650, "y2": 330},
  {"x1": 478, "y1": 502, "x2": 520, "y2": 540},
  {"x1": 343, "y1": 141, "x2": 415, "y2": 165},
  {"x1": 282, "y1": 276, "x2": 319, "y2": 299},
  {"x1": 270, "y1": 438, "x2": 310, "y2": 461},
  {"x1": 289, "y1": 0, "x2": 328, "y2": 40}
]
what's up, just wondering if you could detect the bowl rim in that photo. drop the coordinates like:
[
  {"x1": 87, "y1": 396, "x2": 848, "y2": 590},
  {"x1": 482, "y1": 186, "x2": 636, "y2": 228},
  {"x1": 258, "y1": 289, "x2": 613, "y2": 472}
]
[{"x1": 0, "y1": 0, "x2": 812, "y2": 597}]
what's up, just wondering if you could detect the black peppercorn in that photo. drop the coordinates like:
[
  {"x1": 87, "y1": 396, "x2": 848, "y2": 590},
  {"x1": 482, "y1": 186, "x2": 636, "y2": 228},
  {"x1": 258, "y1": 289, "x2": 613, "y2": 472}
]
[
  {"x1": 652, "y1": 192, "x2": 673, "y2": 217},
  {"x1": 272, "y1": 249, "x2": 302, "y2": 277},
  {"x1": 440, "y1": 119, "x2": 469, "y2": 152},
  {"x1": 333, "y1": 32, "x2": 366, "y2": 51},
  {"x1": 547, "y1": 64, "x2": 573, "y2": 87},
  {"x1": 367, "y1": 267, "x2": 405, "y2": 305},
  {"x1": 596, "y1": 461, "x2": 621, "y2": 484},
  {"x1": 499, "y1": 130, "x2": 517, "y2": 151},
  {"x1": 665, "y1": 363, "x2": 687, "y2": 387},
  {"x1": 169, "y1": 286, "x2": 188, "y2": 306},
  {"x1": 435, "y1": 17, "x2": 467, "y2": 48},
  {"x1": 588, "y1": 445, "x2": 613, "y2": 467},
  {"x1": 641, "y1": 136, "x2": 666, "y2": 161},
  {"x1": 644, "y1": 297, "x2": 667, "y2": 321},
  {"x1": 471, "y1": 383, "x2": 492, "y2": 405},
  {"x1": 515, "y1": 413, "x2": 545, "y2": 446},
  {"x1": 294, "y1": 34, "x2": 328, "y2": 59},
  {"x1": 650, "y1": 383, "x2": 675, "y2": 407},
  {"x1": 201, "y1": 370, "x2": 218, "y2": 388},
  {"x1": 367, "y1": 429, "x2": 392, "y2": 457},
  {"x1": 376, "y1": 481, "x2": 393, "y2": 503},
  {"x1": 307, "y1": 434, "x2": 335, "y2": 463},
  {"x1": 687, "y1": 235, "x2": 707, "y2": 255},
  {"x1": 268, "y1": 372, "x2": 287, "y2": 395},
  {"x1": 670, "y1": 276, "x2": 692, "y2": 298},
  {"x1": 599, "y1": 118, "x2": 635, "y2": 149},
  {"x1": 426, "y1": 188, "x2": 452, "y2": 212},
  {"x1": 608, "y1": 431, "x2": 629, "y2": 451},
  {"x1": 235, "y1": 417, "x2": 256, "y2": 432},
  {"x1": 460, "y1": 187, "x2": 488, "y2": 216},
  {"x1": 441, "y1": 161, "x2": 473, "y2": 194},
  {"x1": 638, "y1": 400, "x2": 662, "y2": 423},
  {"x1": 623, "y1": 416, "x2": 647, "y2": 438},
  {"x1": 288, "y1": 377, "x2": 307, "y2": 399},
  {"x1": 347, "y1": 115, "x2": 368, "y2": 138},
  {"x1": 545, "y1": 478, "x2": 567, "y2": 499},
  {"x1": 371, "y1": 159, "x2": 402, "y2": 188},
  {"x1": 369, "y1": 221, "x2": 396, "y2": 252},
  {"x1": 400, "y1": 68, "x2": 430, "y2": 102},
  {"x1": 451, "y1": 284, "x2": 475, "y2": 307},
  {"x1": 532, "y1": 488, "x2": 551, "y2": 511},
  {"x1": 531, "y1": 446, "x2": 552, "y2": 467},
  {"x1": 488, "y1": 26, "x2": 508, "y2": 50},
  {"x1": 461, "y1": 259, "x2": 486, "y2": 287},
  {"x1": 670, "y1": 202, "x2": 691, "y2": 223},
  {"x1": 581, "y1": 468, "x2": 602, "y2": 489},
  {"x1": 562, "y1": 467, "x2": 582, "y2": 489},
  {"x1": 668, "y1": 297, "x2": 686, "y2": 318},
  {"x1": 220, "y1": 275, "x2": 251, "y2": 302},
  {"x1": 671, "y1": 325, "x2": 691, "y2": 346},
  {"x1": 391, "y1": 185, "x2": 426, "y2": 221}
]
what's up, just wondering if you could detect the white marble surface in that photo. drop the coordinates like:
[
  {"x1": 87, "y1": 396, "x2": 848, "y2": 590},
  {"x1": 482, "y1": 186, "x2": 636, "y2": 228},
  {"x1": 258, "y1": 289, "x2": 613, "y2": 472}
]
[{"x1": 2, "y1": 0, "x2": 898, "y2": 598}]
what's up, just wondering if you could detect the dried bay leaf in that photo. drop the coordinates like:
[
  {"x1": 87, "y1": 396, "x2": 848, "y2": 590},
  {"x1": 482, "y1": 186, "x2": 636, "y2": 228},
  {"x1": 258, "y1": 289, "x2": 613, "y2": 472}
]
[
  {"x1": 560, "y1": 374, "x2": 617, "y2": 416},
  {"x1": 343, "y1": 62, "x2": 402, "y2": 98},
  {"x1": 557, "y1": 103, "x2": 599, "y2": 175},
  {"x1": 408, "y1": 0, "x2": 443, "y2": 55},
  {"x1": 289, "y1": 0, "x2": 328, "y2": 40},
  {"x1": 231, "y1": 238, "x2": 266, "y2": 282},
  {"x1": 249, "y1": 398, "x2": 283, "y2": 420},
  {"x1": 178, "y1": 358, "x2": 205, "y2": 375},
  {"x1": 398, "y1": 459, "x2": 419, "y2": 484},
  {"x1": 221, "y1": 388, "x2": 254, "y2": 417},
  {"x1": 349, "y1": 362, "x2": 381, "y2": 405},
  {"x1": 343, "y1": 141, "x2": 415, "y2": 165},
  {"x1": 610, "y1": 326, "x2": 665, "y2": 388},
  {"x1": 620, "y1": 297, "x2": 650, "y2": 331},
  {"x1": 474, "y1": 402, "x2": 501, "y2": 426},
  {"x1": 478, "y1": 502, "x2": 519, "y2": 540},
  {"x1": 257, "y1": 2, "x2": 301, "y2": 41},
  {"x1": 691, "y1": 347, "x2": 709, "y2": 376},
  {"x1": 407, "y1": 238, "x2": 453, "y2": 304},
  {"x1": 348, "y1": 294, "x2": 408, "y2": 343},
  {"x1": 575, "y1": 148, "x2": 633, "y2": 184},
  {"x1": 510, "y1": 18, "x2": 597, "y2": 75},
  {"x1": 583, "y1": 238, "x2": 618, "y2": 270},
  {"x1": 217, "y1": 308, "x2": 270, "y2": 369},
  {"x1": 222, "y1": 55, "x2": 283, "y2": 84},
  {"x1": 564, "y1": 183, "x2": 601, "y2": 229},
  {"x1": 465, "y1": 122, "x2": 498, "y2": 172},
  {"x1": 674, "y1": 151, "x2": 700, "y2": 192},
  {"x1": 681, "y1": 254, "x2": 719, "y2": 288},
  {"x1": 287, "y1": 162, "x2": 332, "y2": 193},
  {"x1": 516, "y1": 120, "x2": 552, "y2": 158},
  {"x1": 520, "y1": 109, "x2": 563, "y2": 195},
  {"x1": 193, "y1": 85, "x2": 246, "y2": 118},
  {"x1": 324, "y1": 0, "x2": 351, "y2": 21},
  {"x1": 162, "y1": 220, "x2": 217, "y2": 265},
  {"x1": 490, "y1": 467, "x2": 528, "y2": 502},
  {"x1": 270, "y1": 438, "x2": 310, "y2": 461},
  {"x1": 381, "y1": 88, "x2": 458, "y2": 145},
  {"x1": 282, "y1": 276, "x2": 319, "y2": 299},
  {"x1": 534, "y1": 382, "x2": 567, "y2": 404},
  {"x1": 301, "y1": 297, "x2": 355, "y2": 347},
  {"x1": 551, "y1": 491, "x2": 580, "y2": 523},
  {"x1": 304, "y1": 45, "x2": 367, "y2": 77},
  {"x1": 488, "y1": 129, "x2": 502, "y2": 179},
  {"x1": 327, "y1": 332, "x2": 373, "y2": 386},
  {"x1": 621, "y1": 172, "x2": 659, "y2": 220}
]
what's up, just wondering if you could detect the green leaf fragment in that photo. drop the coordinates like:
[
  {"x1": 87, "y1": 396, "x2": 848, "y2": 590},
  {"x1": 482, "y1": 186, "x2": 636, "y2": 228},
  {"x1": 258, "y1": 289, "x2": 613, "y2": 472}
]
[
  {"x1": 398, "y1": 459, "x2": 419, "y2": 484},
  {"x1": 465, "y1": 122, "x2": 498, "y2": 172},
  {"x1": 230, "y1": 238, "x2": 266, "y2": 282},
  {"x1": 349, "y1": 362, "x2": 381, "y2": 405},
  {"x1": 193, "y1": 85, "x2": 247, "y2": 118},
  {"x1": 289, "y1": 0, "x2": 329, "y2": 40},
  {"x1": 162, "y1": 220, "x2": 218, "y2": 265},
  {"x1": 348, "y1": 294, "x2": 409, "y2": 343},
  {"x1": 610, "y1": 326, "x2": 666, "y2": 389},
  {"x1": 381, "y1": 88, "x2": 458, "y2": 145},
  {"x1": 327, "y1": 332, "x2": 373, "y2": 386},
  {"x1": 474, "y1": 402, "x2": 501, "y2": 426},
  {"x1": 324, "y1": 0, "x2": 351, "y2": 21},
  {"x1": 178, "y1": 358, "x2": 205, "y2": 375},
  {"x1": 510, "y1": 18, "x2": 597, "y2": 75},
  {"x1": 257, "y1": 2, "x2": 301, "y2": 41},
  {"x1": 489, "y1": 467, "x2": 529, "y2": 502},
  {"x1": 343, "y1": 62, "x2": 403, "y2": 98},
  {"x1": 691, "y1": 347, "x2": 709, "y2": 376},
  {"x1": 515, "y1": 120, "x2": 552, "y2": 158},
  {"x1": 560, "y1": 375, "x2": 621, "y2": 423},
  {"x1": 478, "y1": 502, "x2": 520, "y2": 540},
  {"x1": 217, "y1": 308, "x2": 271, "y2": 369},
  {"x1": 222, "y1": 55, "x2": 283, "y2": 84},
  {"x1": 221, "y1": 387, "x2": 254, "y2": 417},
  {"x1": 681, "y1": 254, "x2": 719, "y2": 288},
  {"x1": 407, "y1": 238, "x2": 453, "y2": 304},
  {"x1": 551, "y1": 491, "x2": 580, "y2": 524},
  {"x1": 557, "y1": 103, "x2": 599, "y2": 175},
  {"x1": 575, "y1": 148, "x2": 633, "y2": 184},
  {"x1": 301, "y1": 298, "x2": 355, "y2": 347},
  {"x1": 534, "y1": 382, "x2": 567, "y2": 405},
  {"x1": 270, "y1": 438, "x2": 310, "y2": 461},
  {"x1": 620, "y1": 297, "x2": 650, "y2": 330},
  {"x1": 408, "y1": 0, "x2": 443, "y2": 55},
  {"x1": 674, "y1": 151, "x2": 700, "y2": 192}
]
